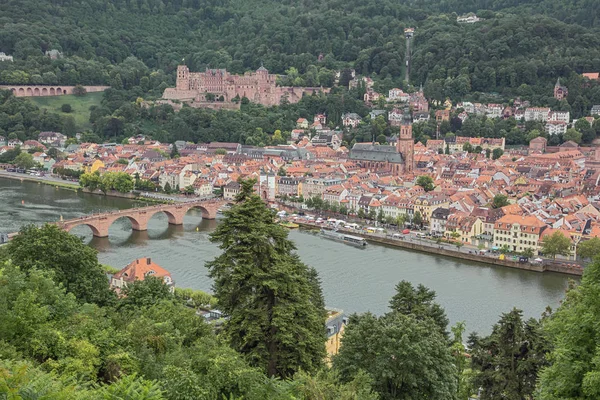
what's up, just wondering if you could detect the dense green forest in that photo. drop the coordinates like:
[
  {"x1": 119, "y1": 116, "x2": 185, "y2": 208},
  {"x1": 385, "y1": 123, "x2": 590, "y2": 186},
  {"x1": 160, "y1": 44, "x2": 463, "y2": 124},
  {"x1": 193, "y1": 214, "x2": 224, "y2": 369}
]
[
  {"x1": 2, "y1": 179, "x2": 600, "y2": 399},
  {"x1": 1, "y1": 0, "x2": 599, "y2": 94},
  {"x1": 1, "y1": 0, "x2": 600, "y2": 146}
]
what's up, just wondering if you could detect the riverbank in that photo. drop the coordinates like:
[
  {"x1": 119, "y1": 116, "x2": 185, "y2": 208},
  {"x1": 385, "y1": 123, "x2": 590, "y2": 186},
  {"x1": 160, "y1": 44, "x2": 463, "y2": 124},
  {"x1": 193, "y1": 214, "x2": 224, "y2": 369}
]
[
  {"x1": 302, "y1": 223, "x2": 583, "y2": 277},
  {"x1": 0, "y1": 172, "x2": 173, "y2": 204},
  {"x1": 0, "y1": 171, "x2": 80, "y2": 190}
]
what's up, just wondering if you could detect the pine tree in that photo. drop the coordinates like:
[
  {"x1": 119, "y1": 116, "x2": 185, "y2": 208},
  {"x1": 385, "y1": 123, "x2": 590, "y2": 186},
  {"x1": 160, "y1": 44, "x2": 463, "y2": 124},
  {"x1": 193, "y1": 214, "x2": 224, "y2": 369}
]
[
  {"x1": 206, "y1": 179, "x2": 326, "y2": 378},
  {"x1": 170, "y1": 143, "x2": 179, "y2": 159},
  {"x1": 388, "y1": 280, "x2": 449, "y2": 336},
  {"x1": 469, "y1": 308, "x2": 548, "y2": 400}
]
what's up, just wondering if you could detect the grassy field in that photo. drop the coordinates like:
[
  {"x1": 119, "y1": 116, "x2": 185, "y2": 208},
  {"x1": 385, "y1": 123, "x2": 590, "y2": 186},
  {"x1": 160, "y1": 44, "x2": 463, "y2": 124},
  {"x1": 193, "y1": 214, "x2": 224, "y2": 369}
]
[{"x1": 29, "y1": 92, "x2": 104, "y2": 130}]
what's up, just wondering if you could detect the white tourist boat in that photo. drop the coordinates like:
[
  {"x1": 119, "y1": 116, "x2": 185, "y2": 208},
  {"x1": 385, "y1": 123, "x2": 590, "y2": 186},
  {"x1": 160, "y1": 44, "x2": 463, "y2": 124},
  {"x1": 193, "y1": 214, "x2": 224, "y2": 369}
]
[{"x1": 320, "y1": 228, "x2": 367, "y2": 247}]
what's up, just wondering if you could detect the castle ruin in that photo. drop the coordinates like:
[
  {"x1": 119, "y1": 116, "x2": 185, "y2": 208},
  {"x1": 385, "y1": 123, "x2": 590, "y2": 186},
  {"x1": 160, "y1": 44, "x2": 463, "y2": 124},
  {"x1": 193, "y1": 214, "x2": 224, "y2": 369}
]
[{"x1": 162, "y1": 65, "x2": 329, "y2": 108}]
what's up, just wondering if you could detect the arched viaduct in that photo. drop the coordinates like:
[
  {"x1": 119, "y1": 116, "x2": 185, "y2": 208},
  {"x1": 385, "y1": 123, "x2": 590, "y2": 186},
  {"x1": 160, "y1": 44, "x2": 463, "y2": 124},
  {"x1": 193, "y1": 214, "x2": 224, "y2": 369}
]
[
  {"x1": 57, "y1": 199, "x2": 225, "y2": 238},
  {"x1": 0, "y1": 85, "x2": 110, "y2": 97}
]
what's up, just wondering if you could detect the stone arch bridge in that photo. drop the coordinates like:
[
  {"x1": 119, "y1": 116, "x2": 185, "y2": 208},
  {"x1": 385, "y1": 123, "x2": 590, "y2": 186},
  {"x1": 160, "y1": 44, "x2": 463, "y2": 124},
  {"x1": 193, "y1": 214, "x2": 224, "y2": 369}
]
[
  {"x1": 57, "y1": 199, "x2": 226, "y2": 238},
  {"x1": 0, "y1": 85, "x2": 110, "y2": 97}
]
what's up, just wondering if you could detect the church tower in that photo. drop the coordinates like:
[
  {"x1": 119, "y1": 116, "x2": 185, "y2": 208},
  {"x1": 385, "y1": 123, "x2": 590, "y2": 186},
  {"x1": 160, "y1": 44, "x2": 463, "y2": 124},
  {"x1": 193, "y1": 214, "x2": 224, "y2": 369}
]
[
  {"x1": 396, "y1": 107, "x2": 414, "y2": 173},
  {"x1": 176, "y1": 65, "x2": 190, "y2": 90},
  {"x1": 554, "y1": 78, "x2": 567, "y2": 100}
]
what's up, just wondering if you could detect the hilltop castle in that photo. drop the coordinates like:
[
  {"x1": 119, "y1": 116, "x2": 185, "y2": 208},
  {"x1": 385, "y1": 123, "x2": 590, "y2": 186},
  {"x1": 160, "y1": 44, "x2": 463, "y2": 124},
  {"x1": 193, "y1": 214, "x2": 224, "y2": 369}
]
[{"x1": 162, "y1": 65, "x2": 329, "y2": 107}]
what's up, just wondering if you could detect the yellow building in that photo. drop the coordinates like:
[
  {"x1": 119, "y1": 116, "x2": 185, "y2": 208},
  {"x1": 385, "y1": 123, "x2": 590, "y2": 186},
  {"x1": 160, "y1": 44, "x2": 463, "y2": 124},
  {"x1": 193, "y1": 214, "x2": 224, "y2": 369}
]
[
  {"x1": 413, "y1": 194, "x2": 450, "y2": 223},
  {"x1": 325, "y1": 309, "x2": 347, "y2": 362},
  {"x1": 457, "y1": 216, "x2": 485, "y2": 244},
  {"x1": 84, "y1": 159, "x2": 105, "y2": 174},
  {"x1": 493, "y1": 215, "x2": 547, "y2": 255}
]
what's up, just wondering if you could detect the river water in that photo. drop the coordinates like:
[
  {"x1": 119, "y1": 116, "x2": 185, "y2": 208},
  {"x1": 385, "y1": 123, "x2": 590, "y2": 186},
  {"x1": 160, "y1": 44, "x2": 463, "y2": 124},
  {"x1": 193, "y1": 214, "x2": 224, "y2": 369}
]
[{"x1": 0, "y1": 177, "x2": 573, "y2": 334}]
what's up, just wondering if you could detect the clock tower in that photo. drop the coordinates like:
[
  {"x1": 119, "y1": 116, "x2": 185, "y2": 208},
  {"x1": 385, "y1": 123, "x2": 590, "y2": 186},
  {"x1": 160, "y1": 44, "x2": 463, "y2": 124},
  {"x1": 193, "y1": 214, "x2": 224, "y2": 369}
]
[{"x1": 396, "y1": 107, "x2": 414, "y2": 173}]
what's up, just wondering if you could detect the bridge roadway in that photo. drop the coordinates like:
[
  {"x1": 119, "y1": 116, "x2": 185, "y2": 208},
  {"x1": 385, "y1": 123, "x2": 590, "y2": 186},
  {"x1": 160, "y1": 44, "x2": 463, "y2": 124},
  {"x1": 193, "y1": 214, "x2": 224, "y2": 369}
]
[{"x1": 54, "y1": 198, "x2": 226, "y2": 238}]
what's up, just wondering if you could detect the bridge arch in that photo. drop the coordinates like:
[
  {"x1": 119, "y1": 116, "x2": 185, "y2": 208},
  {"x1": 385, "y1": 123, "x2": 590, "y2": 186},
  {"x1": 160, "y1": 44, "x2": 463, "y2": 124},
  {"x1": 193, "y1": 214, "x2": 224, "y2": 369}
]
[
  {"x1": 49, "y1": 87, "x2": 55, "y2": 95},
  {"x1": 65, "y1": 222, "x2": 103, "y2": 237},
  {"x1": 184, "y1": 204, "x2": 211, "y2": 219},
  {"x1": 26, "y1": 88, "x2": 32, "y2": 96},
  {"x1": 146, "y1": 209, "x2": 181, "y2": 225},
  {"x1": 56, "y1": 87, "x2": 62, "y2": 95},
  {"x1": 33, "y1": 88, "x2": 40, "y2": 96},
  {"x1": 107, "y1": 215, "x2": 146, "y2": 232},
  {"x1": 41, "y1": 88, "x2": 48, "y2": 96}
]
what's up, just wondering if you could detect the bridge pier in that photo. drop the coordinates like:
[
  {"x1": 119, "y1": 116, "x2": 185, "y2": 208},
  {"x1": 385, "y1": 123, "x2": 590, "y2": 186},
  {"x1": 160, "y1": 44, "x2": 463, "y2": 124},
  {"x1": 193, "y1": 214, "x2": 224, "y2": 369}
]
[
  {"x1": 167, "y1": 209, "x2": 186, "y2": 225},
  {"x1": 130, "y1": 217, "x2": 148, "y2": 231}
]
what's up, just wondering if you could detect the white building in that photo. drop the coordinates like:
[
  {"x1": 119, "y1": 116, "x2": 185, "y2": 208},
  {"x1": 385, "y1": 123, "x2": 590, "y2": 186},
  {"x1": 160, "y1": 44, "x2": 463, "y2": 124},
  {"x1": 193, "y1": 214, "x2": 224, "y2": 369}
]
[
  {"x1": 549, "y1": 111, "x2": 570, "y2": 124},
  {"x1": 486, "y1": 104, "x2": 503, "y2": 119},
  {"x1": 341, "y1": 113, "x2": 362, "y2": 128},
  {"x1": 545, "y1": 121, "x2": 568, "y2": 136},
  {"x1": 388, "y1": 88, "x2": 409, "y2": 102},
  {"x1": 524, "y1": 107, "x2": 550, "y2": 122},
  {"x1": 0, "y1": 52, "x2": 13, "y2": 62}
]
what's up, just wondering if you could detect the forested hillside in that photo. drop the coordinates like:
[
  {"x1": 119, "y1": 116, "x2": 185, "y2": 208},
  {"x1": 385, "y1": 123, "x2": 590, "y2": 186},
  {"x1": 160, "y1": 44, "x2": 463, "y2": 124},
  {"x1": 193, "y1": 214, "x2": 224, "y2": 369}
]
[{"x1": 1, "y1": 0, "x2": 599, "y2": 96}]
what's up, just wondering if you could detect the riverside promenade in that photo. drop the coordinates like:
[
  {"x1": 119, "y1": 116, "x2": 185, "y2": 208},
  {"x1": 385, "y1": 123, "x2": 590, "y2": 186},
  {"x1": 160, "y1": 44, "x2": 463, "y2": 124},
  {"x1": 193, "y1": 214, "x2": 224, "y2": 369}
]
[{"x1": 298, "y1": 221, "x2": 583, "y2": 277}]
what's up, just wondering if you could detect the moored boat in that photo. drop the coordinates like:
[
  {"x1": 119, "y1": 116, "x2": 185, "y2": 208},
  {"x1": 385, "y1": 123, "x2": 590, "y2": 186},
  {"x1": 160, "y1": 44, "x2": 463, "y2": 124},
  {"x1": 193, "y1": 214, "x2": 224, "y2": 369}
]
[
  {"x1": 320, "y1": 228, "x2": 367, "y2": 247},
  {"x1": 280, "y1": 221, "x2": 299, "y2": 229}
]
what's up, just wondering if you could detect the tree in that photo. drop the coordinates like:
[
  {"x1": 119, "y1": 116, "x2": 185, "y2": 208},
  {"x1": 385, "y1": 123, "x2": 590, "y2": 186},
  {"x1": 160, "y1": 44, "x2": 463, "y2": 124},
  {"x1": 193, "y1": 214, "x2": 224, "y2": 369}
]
[
  {"x1": 416, "y1": 175, "x2": 435, "y2": 192},
  {"x1": 492, "y1": 148, "x2": 504, "y2": 160},
  {"x1": 7, "y1": 224, "x2": 115, "y2": 305},
  {"x1": 98, "y1": 172, "x2": 134, "y2": 194},
  {"x1": 163, "y1": 182, "x2": 172, "y2": 194},
  {"x1": 491, "y1": 194, "x2": 509, "y2": 209},
  {"x1": 13, "y1": 152, "x2": 35, "y2": 169},
  {"x1": 578, "y1": 237, "x2": 600, "y2": 261},
  {"x1": 79, "y1": 171, "x2": 102, "y2": 192},
  {"x1": 170, "y1": 144, "x2": 179, "y2": 159},
  {"x1": 118, "y1": 276, "x2": 174, "y2": 310},
  {"x1": 462, "y1": 142, "x2": 473, "y2": 153},
  {"x1": 500, "y1": 244, "x2": 511, "y2": 255},
  {"x1": 72, "y1": 85, "x2": 87, "y2": 96},
  {"x1": 61, "y1": 103, "x2": 72, "y2": 113},
  {"x1": 521, "y1": 247, "x2": 534, "y2": 258},
  {"x1": 377, "y1": 209, "x2": 385, "y2": 223},
  {"x1": 206, "y1": 179, "x2": 326, "y2": 378},
  {"x1": 357, "y1": 208, "x2": 366, "y2": 219},
  {"x1": 538, "y1": 258, "x2": 600, "y2": 399},
  {"x1": 334, "y1": 312, "x2": 457, "y2": 399},
  {"x1": 564, "y1": 128, "x2": 583, "y2": 144},
  {"x1": 541, "y1": 231, "x2": 571, "y2": 260},
  {"x1": 368, "y1": 209, "x2": 377, "y2": 220},
  {"x1": 396, "y1": 214, "x2": 406, "y2": 228},
  {"x1": 214, "y1": 148, "x2": 227, "y2": 155},
  {"x1": 388, "y1": 280, "x2": 449, "y2": 335},
  {"x1": 470, "y1": 309, "x2": 548, "y2": 400},
  {"x1": 413, "y1": 211, "x2": 423, "y2": 227},
  {"x1": 277, "y1": 166, "x2": 286, "y2": 176}
]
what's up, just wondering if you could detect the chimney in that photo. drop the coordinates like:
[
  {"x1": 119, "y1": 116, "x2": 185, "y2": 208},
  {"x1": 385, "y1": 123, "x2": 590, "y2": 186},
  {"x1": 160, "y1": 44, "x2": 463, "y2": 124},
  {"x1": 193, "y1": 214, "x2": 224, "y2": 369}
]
[
  {"x1": 136, "y1": 259, "x2": 139, "y2": 264},
  {"x1": 147, "y1": 257, "x2": 151, "y2": 265}
]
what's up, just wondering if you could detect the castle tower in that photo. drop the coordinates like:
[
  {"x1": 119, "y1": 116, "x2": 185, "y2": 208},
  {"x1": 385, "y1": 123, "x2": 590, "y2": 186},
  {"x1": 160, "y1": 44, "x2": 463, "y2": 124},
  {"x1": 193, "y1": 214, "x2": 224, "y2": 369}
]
[
  {"x1": 176, "y1": 65, "x2": 190, "y2": 90},
  {"x1": 396, "y1": 107, "x2": 414, "y2": 173}
]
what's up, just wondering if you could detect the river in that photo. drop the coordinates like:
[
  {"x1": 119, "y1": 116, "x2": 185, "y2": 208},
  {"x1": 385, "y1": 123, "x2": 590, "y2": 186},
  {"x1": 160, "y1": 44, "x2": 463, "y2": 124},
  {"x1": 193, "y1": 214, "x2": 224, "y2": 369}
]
[{"x1": 0, "y1": 177, "x2": 573, "y2": 334}]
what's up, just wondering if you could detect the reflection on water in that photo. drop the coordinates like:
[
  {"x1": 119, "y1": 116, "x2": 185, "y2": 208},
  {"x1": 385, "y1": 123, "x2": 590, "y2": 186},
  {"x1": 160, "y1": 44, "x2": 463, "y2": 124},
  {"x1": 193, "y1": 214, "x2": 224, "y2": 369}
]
[{"x1": 1, "y1": 177, "x2": 574, "y2": 334}]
